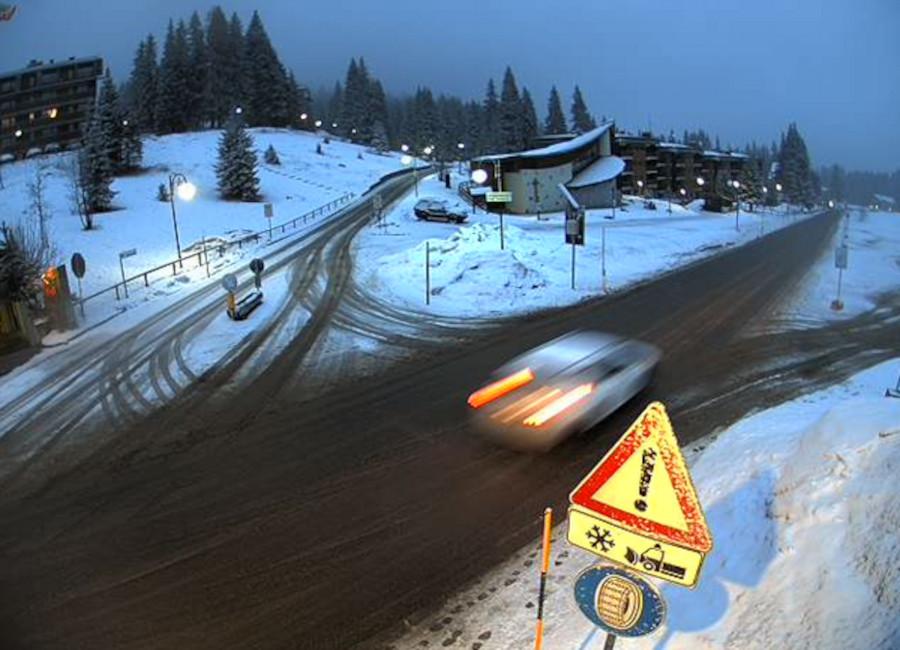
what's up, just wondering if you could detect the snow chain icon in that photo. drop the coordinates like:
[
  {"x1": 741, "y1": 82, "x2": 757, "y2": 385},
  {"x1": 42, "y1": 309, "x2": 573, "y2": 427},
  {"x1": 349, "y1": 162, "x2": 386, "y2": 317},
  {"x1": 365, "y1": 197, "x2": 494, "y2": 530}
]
[{"x1": 587, "y1": 525, "x2": 616, "y2": 552}]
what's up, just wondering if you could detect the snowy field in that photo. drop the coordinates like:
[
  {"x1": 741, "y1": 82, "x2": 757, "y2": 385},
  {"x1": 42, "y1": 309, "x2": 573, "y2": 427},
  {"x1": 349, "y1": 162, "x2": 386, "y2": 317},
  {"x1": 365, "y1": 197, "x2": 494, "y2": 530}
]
[
  {"x1": 0, "y1": 128, "x2": 402, "y2": 329},
  {"x1": 777, "y1": 206, "x2": 900, "y2": 325},
  {"x1": 355, "y1": 172, "x2": 808, "y2": 317},
  {"x1": 393, "y1": 359, "x2": 900, "y2": 650}
]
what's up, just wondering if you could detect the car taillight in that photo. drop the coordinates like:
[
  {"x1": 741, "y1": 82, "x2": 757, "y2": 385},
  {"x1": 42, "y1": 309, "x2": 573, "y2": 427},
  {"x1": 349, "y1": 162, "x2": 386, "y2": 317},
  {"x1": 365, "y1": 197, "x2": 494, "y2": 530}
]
[
  {"x1": 467, "y1": 368, "x2": 536, "y2": 409},
  {"x1": 522, "y1": 384, "x2": 593, "y2": 427}
]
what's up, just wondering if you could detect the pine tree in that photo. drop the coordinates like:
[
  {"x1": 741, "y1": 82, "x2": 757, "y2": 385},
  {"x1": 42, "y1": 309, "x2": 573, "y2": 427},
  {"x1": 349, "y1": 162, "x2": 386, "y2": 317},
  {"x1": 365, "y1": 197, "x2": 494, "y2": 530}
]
[
  {"x1": 97, "y1": 69, "x2": 125, "y2": 172},
  {"x1": 227, "y1": 12, "x2": 247, "y2": 116},
  {"x1": 340, "y1": 58, "x2": 362, "y2": 139},
  {"x1": 156, "y1": 20, "x2": 191, "y2": 133},
  {"x1": 776, "y1": 123, "x2": 815, "y2": 205},
  {"x1": 326, "y1": 82, "x2": 343, "y2": 129},
  {"x1": 570, "y1": 85, "x2": 596, "y2": 133},
  {"x1": 520, "y1": 87, "x2": 539, "y2": 149},
  {"x1": 206, "y1": 6, "x2": 232, "y2": 127},
  {"x1": 120, "y1": 115, "x2": 143, "y2": 171},
  {"x1": 739, "y1": 159, "x2": 764, "y2": 210},
  {"x1": 413, "y1": 86, "x2": 438, "y2": 150},
  {"x1": 545, "y1": 86, "x2": 567, "y2": 135},
  {"x1": 482, "y1": 79, "x2": 499, "y2": 152},
  {"x1": 186, "y1": 11, "x2": 209, "y2": 129},
  {"x1": 243, "y1": 10, "x2": 291, "y2": 127},
  {"x1": 126, "y1": 36, "x2": 158, "y2": 132},
  {"x1": 79, "y1": 111, "x2": 116, "y2": 212},
  {"x1": 498, "y1": 66, "x2": 523, "y2": 153},
  {"x1": 216, "y1": 117, "x2": 260, "y2": 201},
  {"x1": 264, "y1": 144, "x2": 280, "y2": 165},
  {"x1": 464, "y1": 100, "x2": 484, "y2": 155},
  {"x1": 368, "y1": 79, "x2": 390, "y2": 148}
]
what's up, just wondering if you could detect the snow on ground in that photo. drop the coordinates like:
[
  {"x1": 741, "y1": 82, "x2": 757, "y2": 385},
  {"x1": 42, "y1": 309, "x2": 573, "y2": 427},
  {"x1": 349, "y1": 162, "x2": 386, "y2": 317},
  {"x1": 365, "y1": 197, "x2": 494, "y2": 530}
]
[
  {"x1": 355, "y1": 172, "x2": 805, "y2": 317},
  {"x1": 393, "y1": 359, "x2": 900, "y2": 650},
  {"x1": 778, "y1": 206, "x2": 900, "y2": 324},
  {"x1": 0, "y1": 128, "x2": 402, "y2": 329}
]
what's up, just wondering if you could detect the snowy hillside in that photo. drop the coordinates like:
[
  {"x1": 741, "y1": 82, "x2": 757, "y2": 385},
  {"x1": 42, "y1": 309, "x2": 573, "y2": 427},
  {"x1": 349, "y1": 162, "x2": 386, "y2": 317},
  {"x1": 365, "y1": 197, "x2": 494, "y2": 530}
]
[
  {"x1": 0, "y1": 128, "x2": 401, "y2": 298},
  {"x1": 394, "y1": 359, "x2": 900, "y2": 649}
]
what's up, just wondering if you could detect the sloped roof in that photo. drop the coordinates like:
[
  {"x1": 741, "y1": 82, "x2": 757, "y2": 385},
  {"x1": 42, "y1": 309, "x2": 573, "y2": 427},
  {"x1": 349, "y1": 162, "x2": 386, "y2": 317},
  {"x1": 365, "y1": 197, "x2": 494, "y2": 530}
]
[
  {"x1": 474, "y1": 122, "x2": 614, "y2": 163},
  {"x1": 567, "y1": 156, "x2": 626, "y2": 188}
]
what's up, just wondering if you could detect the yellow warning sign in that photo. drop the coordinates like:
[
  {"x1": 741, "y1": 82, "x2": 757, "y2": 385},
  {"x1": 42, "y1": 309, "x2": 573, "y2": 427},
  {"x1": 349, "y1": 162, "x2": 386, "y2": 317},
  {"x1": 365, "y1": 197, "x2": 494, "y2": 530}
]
[{"x1": 567, "y1": 402, "x2": 712, "y2": 587}]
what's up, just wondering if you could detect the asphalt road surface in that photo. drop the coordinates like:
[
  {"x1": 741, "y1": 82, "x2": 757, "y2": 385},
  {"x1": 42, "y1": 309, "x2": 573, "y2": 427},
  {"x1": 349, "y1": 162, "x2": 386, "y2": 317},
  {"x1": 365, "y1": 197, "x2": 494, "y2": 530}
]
[{"x1": 1, "y1": 205, "x2": 896, "y2": 650}]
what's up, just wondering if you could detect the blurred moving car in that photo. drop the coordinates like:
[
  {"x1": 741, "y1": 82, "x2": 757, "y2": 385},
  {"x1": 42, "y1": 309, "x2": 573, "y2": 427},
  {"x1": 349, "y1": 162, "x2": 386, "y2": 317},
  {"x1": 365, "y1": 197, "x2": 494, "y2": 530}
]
[
  {"x1": 414, "y1": 198, "x2": 468, "y2": 224},
  {"x1": 467, "y1": 331, "x2": 660, "y2": 451}
]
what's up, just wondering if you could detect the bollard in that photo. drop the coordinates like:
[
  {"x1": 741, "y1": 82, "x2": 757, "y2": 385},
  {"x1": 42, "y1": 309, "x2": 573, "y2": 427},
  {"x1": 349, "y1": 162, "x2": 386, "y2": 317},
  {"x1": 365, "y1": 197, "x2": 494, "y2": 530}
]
[
  {"x1": 534, "y1": 508, "x2": 553, "y2": 650},
  {"x1": 144, "y1": 272, "x2": 149, "y2": 287}
]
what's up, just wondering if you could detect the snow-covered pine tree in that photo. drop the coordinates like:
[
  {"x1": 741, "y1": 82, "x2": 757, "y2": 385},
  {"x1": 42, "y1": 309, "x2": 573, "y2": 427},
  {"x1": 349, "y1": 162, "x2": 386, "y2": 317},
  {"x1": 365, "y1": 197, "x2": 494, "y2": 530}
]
[
  {"x1": 216, "y1": 118, "x2": 261, "y2": 201},
  {"x1": 156, "y1": 20, "x2": 191, "y2": 134},
  {"x1": 367, "y1": 77, "x2": 389, "y2": 146},
  {"x1": 79, "y1": 111, "x2": 116, "y2": 213},
  {"x1": 776, "y1": 123, "x2": 814, "y2": 205},
  {"x1": 264, "y1": 144, "x2": 280, "y2": 165},
  {"x1": 520, "y1": 87, "x2": 540, "y2": 148},
  {"x1": 739, "y1": 159, "x2": 764, "y2": 210},
  {"x1": 326, "y1": 81, "x2": 343, "y2": 129},
  {"x1": 186, "y1": 11, "x2": 209, "y2": 129},
  {"x1": 413, "y1": 86, "x2": 438, "y2": 150},
  {"x1": 545, "y1": 86, "x2": 567, "y2": 135},
  {"x1": 498, "y1": 66, "x2": 523, "y2": 153},
  {"x1": 570, "y1": 86, "x2": 596, "y2": 133},
  {"x1": 482, "y1": 79, "x2": 499, "y2": 152},
  {"x1": 126, "y1": 36, "x2": 159, "y2": 133},
  {"x1": 226, "y1": 12, "x2": 247, "y2": 117}
]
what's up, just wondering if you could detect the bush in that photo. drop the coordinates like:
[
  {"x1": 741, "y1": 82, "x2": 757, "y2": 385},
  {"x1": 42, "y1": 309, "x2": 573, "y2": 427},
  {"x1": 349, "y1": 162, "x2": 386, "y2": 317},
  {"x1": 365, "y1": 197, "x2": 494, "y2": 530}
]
[
  {"x1": 264, "y1": 144, "x2": 280, "y2": 165},
  {"x1": 157, "y1": 183, "x2": 170, "y2": 202}
]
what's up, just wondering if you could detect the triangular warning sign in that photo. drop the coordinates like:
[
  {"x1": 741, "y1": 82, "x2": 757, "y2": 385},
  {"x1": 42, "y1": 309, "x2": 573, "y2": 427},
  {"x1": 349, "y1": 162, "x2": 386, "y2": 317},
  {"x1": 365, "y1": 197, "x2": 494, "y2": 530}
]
[{"x1": 569, "y1": 402, "x2": 712, "y2": 552}]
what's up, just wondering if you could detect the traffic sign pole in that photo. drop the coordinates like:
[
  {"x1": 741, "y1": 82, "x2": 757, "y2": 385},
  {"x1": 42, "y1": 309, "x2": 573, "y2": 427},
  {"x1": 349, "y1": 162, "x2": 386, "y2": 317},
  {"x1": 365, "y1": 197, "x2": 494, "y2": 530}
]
[
  {"x1": 602, "y1": 226, "x2": 608, "y2": 293},
  {"x1": 571, "y1": 241, "x2": 576, "y2": 290},
  {"x1": 425, "y1": 242, "x2": 431, "y2": 305},
  {"x1": 603, "y1": 633, "x2": 617, "y2": 649},
  {"x1": 533, "y1": 507, "x2": 553, "y2": 650},
  {"x1": 500, "y1": 210, "x2": 505, "y2": 251}
]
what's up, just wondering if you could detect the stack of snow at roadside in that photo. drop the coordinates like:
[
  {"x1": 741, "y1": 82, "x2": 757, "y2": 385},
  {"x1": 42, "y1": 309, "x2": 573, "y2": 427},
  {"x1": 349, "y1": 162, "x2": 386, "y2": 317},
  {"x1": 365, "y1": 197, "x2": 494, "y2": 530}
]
[{"x1": 393, "y1": 360, "x2": 900, "y2": 649}]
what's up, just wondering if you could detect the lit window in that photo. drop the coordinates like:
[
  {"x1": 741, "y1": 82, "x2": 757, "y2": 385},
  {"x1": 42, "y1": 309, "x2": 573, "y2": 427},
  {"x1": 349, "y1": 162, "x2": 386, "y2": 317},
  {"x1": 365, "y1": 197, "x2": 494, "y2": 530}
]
[{"x1": 48, "y1": 107, "x2": 58, "y2": 119}]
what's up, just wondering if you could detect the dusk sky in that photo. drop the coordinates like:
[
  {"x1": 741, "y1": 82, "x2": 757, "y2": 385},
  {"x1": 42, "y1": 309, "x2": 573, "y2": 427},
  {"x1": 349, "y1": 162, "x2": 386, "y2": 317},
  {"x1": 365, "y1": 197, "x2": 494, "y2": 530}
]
[{"x1": 1, "y1": 0, "x2": 897, "y2": 171}]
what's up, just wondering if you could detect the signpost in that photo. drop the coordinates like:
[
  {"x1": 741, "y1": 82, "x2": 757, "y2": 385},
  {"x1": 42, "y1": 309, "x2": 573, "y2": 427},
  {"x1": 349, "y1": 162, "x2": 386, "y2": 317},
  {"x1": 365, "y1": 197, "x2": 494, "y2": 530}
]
[
  {"x1": 250, "y1": 258, "x2": 265, "y2": 289},
  {"x1": 486, "y1": 191, "x2": 512, "y2": 250},
  {"x1": 71, "y1": 252, "x2": 86, "y2": 317},
  {"x1": 222, "y1": 273, "x2": 238, "y2": 317},
  {"x1": 832, "y1": 244, "x2": 848, "y2": 311},
  {"x1": 565, "y1": 205, "x2": 585, "y2": 289},
  {"x1": 264, "y1": 202, "x2": 274, "y2": 240},
  {"x1": 118, "y1": 248, "x2": 137, "y2": 299},
  {"x1": 566, "y1": 402, "x2": 712, "y2": 647}
]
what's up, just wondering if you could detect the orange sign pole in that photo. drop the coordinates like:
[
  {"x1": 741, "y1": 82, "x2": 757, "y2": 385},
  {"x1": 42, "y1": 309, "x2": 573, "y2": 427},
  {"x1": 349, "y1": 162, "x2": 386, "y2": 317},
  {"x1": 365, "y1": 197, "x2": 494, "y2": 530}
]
[{"x1": 534, "y1": 507, "x2": 553, "y2": 650}]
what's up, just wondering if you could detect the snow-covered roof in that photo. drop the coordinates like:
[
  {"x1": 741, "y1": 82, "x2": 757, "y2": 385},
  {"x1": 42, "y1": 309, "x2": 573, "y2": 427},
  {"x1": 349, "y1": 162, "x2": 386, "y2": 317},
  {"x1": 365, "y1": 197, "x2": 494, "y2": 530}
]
[
  {"x1": 567, "y1": 156, "x2": 625, "y2": 188},
  {"x1": 659, "y1": 142, "x2": 694, "y2": 151},
  {"x1": 702, "y1": 150, "x2": 749, "y2": 160},
  {"x1": 473, "y1": 122, "x2": 614, "y2": 163},
  {"x1": 873, "y1": 193, "x2": 895, "y2": 205}
]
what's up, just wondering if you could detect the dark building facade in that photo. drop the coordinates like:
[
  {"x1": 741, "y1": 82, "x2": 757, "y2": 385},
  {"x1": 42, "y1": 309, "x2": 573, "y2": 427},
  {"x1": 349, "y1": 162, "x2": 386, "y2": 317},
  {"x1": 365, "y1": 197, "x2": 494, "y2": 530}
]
[{"x1": 0, "y1": 57, "x2": 103, "y2": 161}]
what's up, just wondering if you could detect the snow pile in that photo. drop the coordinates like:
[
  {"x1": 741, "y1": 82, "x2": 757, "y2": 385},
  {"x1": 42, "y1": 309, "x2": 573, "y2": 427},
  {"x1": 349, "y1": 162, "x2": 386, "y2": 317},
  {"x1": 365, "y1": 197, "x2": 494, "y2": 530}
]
[
  {"x1": 356, "y1": 172, "x2": 806, "y2": 318},
  {"x1": 393, "y1": 360, "x2": 900, "y2": 649}
]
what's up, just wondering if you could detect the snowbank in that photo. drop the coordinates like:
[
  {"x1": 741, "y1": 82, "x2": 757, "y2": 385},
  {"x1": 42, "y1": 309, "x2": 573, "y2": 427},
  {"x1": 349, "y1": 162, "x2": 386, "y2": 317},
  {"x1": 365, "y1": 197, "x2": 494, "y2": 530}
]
[
  {"x1": 355, "y1": 173, "x2": 805, "y2": 318},
  {"x1": 393, "y1": 360, "x2": 900, "y2": 649}
]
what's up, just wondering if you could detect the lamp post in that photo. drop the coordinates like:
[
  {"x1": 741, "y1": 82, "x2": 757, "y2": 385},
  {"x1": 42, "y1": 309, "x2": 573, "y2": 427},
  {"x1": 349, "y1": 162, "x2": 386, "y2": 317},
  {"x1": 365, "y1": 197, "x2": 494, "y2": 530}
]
[
  {"x1": 775, "y1": 182, "x2": 783, "y2": 216},
  {"x1": 167, "y1": 172, "x2": 197, "y2": 267},
  {"x1": 731, "y1": 179, "x2": 742, "y2": 231},
  {"x1": 314, "y1": 119, "x2": 322, "y2": 129},
  {"x1": 402, "y1": 153, "x2": 420, "y2": 197},
  {"x1": 636, "y1": 179, "x2": 644, "y2": 196},
  {"x1": 471, "y1": 168, "x2": 488, "y2": 215},
  {"x1": 457, "y1": 142, "x2": 465, "y2": 174}
]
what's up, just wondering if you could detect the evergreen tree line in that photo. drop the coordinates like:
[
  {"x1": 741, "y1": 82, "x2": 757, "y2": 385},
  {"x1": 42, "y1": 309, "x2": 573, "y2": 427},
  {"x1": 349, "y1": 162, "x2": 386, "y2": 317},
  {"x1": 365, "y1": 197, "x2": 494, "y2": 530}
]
[
  {"x1": 123, "y1": 6, "x2": 310, "y2": 134},
  {"x1": 316, "y1": 63, "x2": 599, "y2": 156},
  {"x1": 819, "y1": 164, "x2": 900, "y2": 207}
]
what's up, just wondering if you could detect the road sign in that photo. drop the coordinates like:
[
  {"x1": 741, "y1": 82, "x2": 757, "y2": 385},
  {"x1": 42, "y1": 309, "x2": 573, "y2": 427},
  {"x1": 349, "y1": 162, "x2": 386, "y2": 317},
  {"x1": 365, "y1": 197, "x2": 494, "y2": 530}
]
[
  {"x1": 250, "y1": 258, "x2": 265, "y2": 274},
  {"x1": 71, "y1": 253, "x2": 86, "y2": 279},
  {"x1": 565, "y1": 205, "x2": 585, "y2": 246},
  {"x1": 486, "y1": 191, "x2": 512, "y2": 203},
  {"x1": 574, "y1": 564, "x2": 666, "y2": 637},
  {"x1": 119, "y1": 248, "x2": 137, "y2": 259},
  {"x1": 567, "y1": 402, "x2": 712, "y2": 587},
  {"x1": 264, "y1": 203, "x2": 274, "y2": 218},
  {"x1": 835, "y1": 244, "x2": 848, "y2": 269},
  {"x1": 221, "y1": 273, "x2": 238, "y2": 293},
  {"x1": 0, "y1": 4, "x2": 17, "y2": 22}
]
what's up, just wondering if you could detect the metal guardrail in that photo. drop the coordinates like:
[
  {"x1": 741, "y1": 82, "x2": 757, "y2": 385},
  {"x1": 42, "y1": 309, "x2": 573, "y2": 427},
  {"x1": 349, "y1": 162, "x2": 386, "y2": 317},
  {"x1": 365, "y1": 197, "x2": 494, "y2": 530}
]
[{"x1": 79, "y1": 192, "x2": 356, "y2": 306}]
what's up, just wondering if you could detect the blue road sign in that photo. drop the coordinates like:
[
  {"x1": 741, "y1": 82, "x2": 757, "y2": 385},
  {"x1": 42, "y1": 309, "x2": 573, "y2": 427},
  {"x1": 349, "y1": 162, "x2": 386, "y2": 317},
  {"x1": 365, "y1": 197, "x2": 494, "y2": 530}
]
[{"x1": 573, "y1": 564, "x2": 666, "y2": 637}]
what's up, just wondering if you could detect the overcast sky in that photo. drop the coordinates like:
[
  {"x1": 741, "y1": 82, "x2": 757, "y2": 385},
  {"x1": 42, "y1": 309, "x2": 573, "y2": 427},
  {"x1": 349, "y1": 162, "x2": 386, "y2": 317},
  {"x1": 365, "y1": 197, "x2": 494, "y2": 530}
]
[{"x1": 2, "y1": 0, "x2": 897, "y2": 171}]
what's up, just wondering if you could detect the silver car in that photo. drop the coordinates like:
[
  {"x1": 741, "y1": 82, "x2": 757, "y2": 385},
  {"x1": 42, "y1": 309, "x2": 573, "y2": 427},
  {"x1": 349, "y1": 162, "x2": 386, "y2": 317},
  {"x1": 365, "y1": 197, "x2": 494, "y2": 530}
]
[{"x1": 467, "y1": 331, "x2": 660, "y2": 451}]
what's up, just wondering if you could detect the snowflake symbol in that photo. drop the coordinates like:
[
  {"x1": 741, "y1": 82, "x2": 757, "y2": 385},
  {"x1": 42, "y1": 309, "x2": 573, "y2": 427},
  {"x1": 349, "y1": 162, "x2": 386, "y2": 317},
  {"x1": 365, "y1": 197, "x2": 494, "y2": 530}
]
[{"x1": 586, "y1": 525, "x2": 615, "y2": 552}]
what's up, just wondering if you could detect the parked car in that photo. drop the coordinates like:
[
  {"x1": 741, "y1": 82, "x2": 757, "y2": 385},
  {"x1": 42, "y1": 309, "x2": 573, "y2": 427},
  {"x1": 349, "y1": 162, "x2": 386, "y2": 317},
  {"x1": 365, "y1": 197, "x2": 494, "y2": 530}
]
[
  {"x1": 414, "y1": 198, "x2": 468, "y2": 224},
  {"x1": 467, "y1": 331, "x2": 660, "y2": 451}
]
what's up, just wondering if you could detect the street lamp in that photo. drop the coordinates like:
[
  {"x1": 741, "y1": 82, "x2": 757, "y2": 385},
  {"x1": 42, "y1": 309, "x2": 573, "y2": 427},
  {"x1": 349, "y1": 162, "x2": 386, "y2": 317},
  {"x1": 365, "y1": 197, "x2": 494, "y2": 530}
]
[
  {"x1": 300, "y1": 113, "x2": 308, "y2": 121},
  {"x1": 636, "y1": 179, "x2": 644, "y2": 196},
  {"x1": 168, "y1": 172, "x2": 196, "y2": 266},
  {"x1": 234, "y1": 106, "x2": 243, "y2": 116},
  {"x1": 457, "y1": 142, "x2": 466, "y2": 174},
  {"x1": 14, "y1": 129, "x2": 22, "y2": 138},
  {"x1": 401, "y1": 144, "x2": 410, "y2": 153},
  {"x1": 314, "y1": 119, "x2": 322, "y2": 128},
  {"x1": 402, "y1": 154, "x2": 420, "y2": 196},
  {"x1": 828, "y1": 199, "x2": 835, "y2": 209},
  {"x1": 331, "y1": 122, "x2": 338, "y2": 129},
  {"x1": 471, "y1": 168, "x2": 488, "y2": 214},
  {"x1": 731, "y1": 180, "x2": 742, "y2": 230}
]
